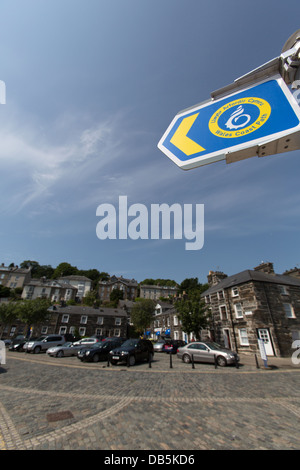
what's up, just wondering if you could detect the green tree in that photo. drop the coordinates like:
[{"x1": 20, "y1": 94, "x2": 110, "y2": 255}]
[
  {"x1": 52, "y1": 262, "x2": 78, "y2": 279},
  {"x1": 16, "y1": 298, "x2": 51, "y2": 330},
  {"x1": 109, "y1": 288, "x2": 124, "y2": 307},
  {"x1": 175, "y1": 291, "x2": 208, "y2": 340},
  {"x1": 130, "y1": 299, "x2": 155, "y2": 335},
  {"x1": 0, "y1": 302, "x2": 18, "y2": 337}
]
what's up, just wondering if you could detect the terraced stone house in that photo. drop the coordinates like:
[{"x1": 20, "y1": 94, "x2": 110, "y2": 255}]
[{"x1": 202, "y1": 262, "x2": 300, "y2": 357}]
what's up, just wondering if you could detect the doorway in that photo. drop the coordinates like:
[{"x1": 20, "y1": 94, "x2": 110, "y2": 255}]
[{"x1": 257, "y1": 328, "x2": 274, "y2": 356}]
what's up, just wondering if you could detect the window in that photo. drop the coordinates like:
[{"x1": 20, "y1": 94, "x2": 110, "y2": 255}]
[
  {"x1": 238, "y1": 328, "x2": 249, "y2": 346},
  {"x1": 217, "y1": 290, "x2": 224, "y2": 300},
  {"x1": 219, "y1": 305, "x2": 228, "y2": 320},
  {"x1": 62, "y1": 314, "x2": 69, "y2": 323},
  {"x1": 234, "y1": 303, "x2": 243, "y2": 318},
  {"x1": 59, "y1": 326, "x2": 67, "y2": 335},
  {"x1": 114, "y1": 329, "x2": 120, "y2": 337},
  {"x1": 96, "y1": 328, "x2": 103, "y2": 336},
  {"x1": 115, "y1": 317, "x2": 121, "y2": 326},
  {"x1": 173, "y1": 315, "x2": 178, "y2": 326},
  {"x1": 231, "y1": 287, "x2": 239, "y2": 297},
  {"x1": 97, "y1": 316, "x2": 104, "y2": 325},
  {"x1": 279, "y1": 285, "x2": 288, "y2": 295},
  {"x1": 283, "y1": 303, "x2": 295, "y2": 318},
  {"x1": 79, "y1": 327, "x2": 86, "y2": 336},
  {"x1": 41, "y1": 326, "x2": 48, "y2": 334},
  {"x1": 80, "y1": 315, "x2": 88, "y2": 324}
]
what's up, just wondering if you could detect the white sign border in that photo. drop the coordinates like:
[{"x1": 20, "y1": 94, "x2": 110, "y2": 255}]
[{"x1": 158, "y1": 74, "x2": 300, "y2": 170}]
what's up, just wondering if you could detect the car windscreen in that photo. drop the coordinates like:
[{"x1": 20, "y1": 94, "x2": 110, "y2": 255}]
[
  {"x1": 205, "y1": 342, "x2": 223, "y2": 350},
  {"x1": 120, "y1": 339, "x2": 138, "y2": 348}
]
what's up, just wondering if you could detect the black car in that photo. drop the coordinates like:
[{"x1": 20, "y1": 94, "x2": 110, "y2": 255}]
[
  {"x1": 108, "y1": 338, "x2": 154, "y2": 366},
  {"x1": 162, "y1": 339, "x2": 186, "y2": 354},
  {"x1": 9, "y1": 335, "x2": 28, "y2": 352},
  {"x1": 77, "y1": 338, "x2": 124, "y2": 362}
]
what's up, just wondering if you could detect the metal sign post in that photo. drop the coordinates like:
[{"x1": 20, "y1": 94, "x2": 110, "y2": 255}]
[{"x1": 158, "y1": 30, "x2": 300, "y2": 170}]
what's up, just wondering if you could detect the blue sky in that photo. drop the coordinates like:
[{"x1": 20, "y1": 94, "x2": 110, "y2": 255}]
[{"x1": 1, "y1": 0, "x2": 300, "y2": 285}]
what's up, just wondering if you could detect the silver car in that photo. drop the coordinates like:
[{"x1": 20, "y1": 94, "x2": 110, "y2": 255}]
[
  {"x1": 47, "y1": 342, "x2": 84, "y2": 358},
  {"x1": 153, "y1": 339, "x2": 166, "y2": 353},
  {"x1": 177, "y1": 341, "x2": 239, "y2": 367}
]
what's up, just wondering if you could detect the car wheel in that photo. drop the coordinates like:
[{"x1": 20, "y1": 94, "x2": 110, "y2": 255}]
[
  {"x1": 34, "y1": 346, "x2": 41, "y2": 354},
  {"x1": 182, "y1": 354, "x2": 191, "y2": 364},
  {"x1": 217, "y1": 355, "x2": 227, "y2": 367},
  {"x1": 92, "y1": 354, "x2": 100, "y2": 363},
  {"x1": 129, "y1": 355, "x2": 136, "y2": 366},
  {"x1": 56, "y1": 350, "x2": 64, "y2": 358}
]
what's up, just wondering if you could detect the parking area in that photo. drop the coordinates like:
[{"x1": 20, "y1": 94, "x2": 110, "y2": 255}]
[{"x1": 0, "y1": 350, "x2": 300, "y2": 451}]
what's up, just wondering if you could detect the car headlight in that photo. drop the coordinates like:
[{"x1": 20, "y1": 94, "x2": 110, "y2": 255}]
[
  {"x1": 121, "y1": 351, "x2": 129, "y2": 355},
  {"x1": 86, "y1": 351, "x2": 90, "y2": 355}
]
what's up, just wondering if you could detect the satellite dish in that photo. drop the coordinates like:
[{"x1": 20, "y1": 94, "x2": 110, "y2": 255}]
[{"x1": 282, "y1": 29, "x2": 300, "y2": 53}]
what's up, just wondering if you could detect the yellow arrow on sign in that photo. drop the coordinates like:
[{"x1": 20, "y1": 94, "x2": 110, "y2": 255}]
[{"x1": 170, "y1": 113, "x2": 205, "y2": 155}]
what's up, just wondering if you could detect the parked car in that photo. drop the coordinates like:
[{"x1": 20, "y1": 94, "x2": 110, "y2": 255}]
[
  {"x1": 26, "y1": 335, "x2": 66, "y2": 354},
  {"x1": 72, "y1": 337, "x2": 100, "y2": 347},
  {"x1": 47, "y1": 342, "x2": 87, "y2": 357},
  {"x1": 9, "y1": 335, "x2": 27, "y2": 352},
  {"x1": 23, "y1": 337, "x2": 44, "y2": 352},
  {"x1": 153, "y1": 339, "x2": 167, "y2": 353},
  {"x1": 108, "y1": 338, "x2": 154, "y2": 366},
  {"x1": 162, "y1": 339, "x2": 186, "y2": 354},
  {"x1": 78, "y1": 338, "x2": 124, "y2": 362},
  {"x1": 177, "y1": 341, "x2": 239, "y2": 367}
]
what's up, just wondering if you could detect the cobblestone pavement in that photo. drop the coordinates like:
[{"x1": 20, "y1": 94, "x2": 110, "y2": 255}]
[{"x1": 0, "y1": 350, "x2": 300, "y2": 451}]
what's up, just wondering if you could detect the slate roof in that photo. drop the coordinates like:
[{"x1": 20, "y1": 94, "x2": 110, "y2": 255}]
[
  {"x1": 202, "y1": 269, "x2": 300, "y2": 296},
  {"x1": 51, "y1": 305, "x2": 127, "y2": 317}
]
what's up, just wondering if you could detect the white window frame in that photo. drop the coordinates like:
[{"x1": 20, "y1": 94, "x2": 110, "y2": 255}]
[
  {"x1": 173, "y1": 315, "x2": 178, "y2": 326},
  {"x1": 62, "y1": 314, "x2": 69, "y2": 323},
  {"x1": 80, "y1": 315, "x2": 88, "y2": 324},
  {"x1": 115, "y1": 317, "x2": 121, "y2": 326},
  {"x1": 219, "y1": 304, "x2": 228, "y2": 320},
  {"x1": 238, "y1": 328, "x2": 249, "y2": 346},
  {"x1": 234, "y1": 303, "x2": 243, "y2": 319},
  {"x1": 231, "y1": 287, "x2": 239, "y2": 297},
  {"x1": 217, "y1": 290, "x2": 225, "y2": 301},
  {"x1": 59, "y1": 326, "x2": 67, "y2": 335},
  {"x1": 79, "y1": 327, "x2": 86, "y2": 336}
]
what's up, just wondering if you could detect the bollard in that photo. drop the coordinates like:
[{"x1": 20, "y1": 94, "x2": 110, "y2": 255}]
[
  {"x1": 107, "y1": 356, "x2": 110, "y2": 367},
  {"x1": 214, "y1": 354, "x2": 218, "y2": 369},
  {"x1": 235, "y1": 356, "x2": 239, "y2": 369},
  {"x1": 169, "y1": 352, "x2": 173, "y2": 368},
  {"x1": 192, "y1": 354, "x2": 195, "y2": 369},
  {"x1": 149, "y1": 354, "x2": 152, "y2": 368},
  {"x1": 255, "y1": 354, "x2": 260, "y2": 369}
]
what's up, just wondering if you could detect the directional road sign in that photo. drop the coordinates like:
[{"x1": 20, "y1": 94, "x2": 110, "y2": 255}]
[{"x1": 158, "y1": 75, "x2": 300, "y2": 169}]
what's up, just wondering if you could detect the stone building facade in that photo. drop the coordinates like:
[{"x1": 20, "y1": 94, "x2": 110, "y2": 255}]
[
  {"x1": 140, "y1": 284, "x2": 178, "y2": 301},
  {"x1": 98, "y1": 276, "x2": 138, "y2": 302},
  {"x1": 202, "y1": 262, "x2": 300, "y2": 357}
]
